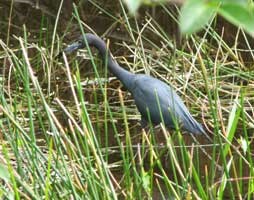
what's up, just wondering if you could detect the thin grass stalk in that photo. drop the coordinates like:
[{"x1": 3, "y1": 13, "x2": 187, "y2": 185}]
[
  {"x1": 145, "y1": 128, "x2": 180, "y2": 200},
  {"x1": 48, "y1": 0, "x2": 64, "y2": 94},
  {"x1": 75, "y1": 67, "x2": 117, "y2": 199},
  {"x1": 198, "y1": 53, "x2": 236, "y2": 199}
]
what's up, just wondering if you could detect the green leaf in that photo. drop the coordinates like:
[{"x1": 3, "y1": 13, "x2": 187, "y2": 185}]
[
  {"x1": 218, "y1": 3, "x2": 254, "y2": 36},
  {"x1": 141, "y1": 171, "x2": 151, "y2": 193},
  {"x1": 215, "y1": 0, "x2": 247, "y2": 5},
  {"x1": 124, "y1": 0, "x2": 142, "y2": 15},
  {"x1": 223, "y1": 98, "x2": 241, "y2": 157},
  {"x1": 0, "y1": 164, "x2": 10, "y2": 183},
  {"x1": 239, "y1": 136, "x2": 248, "y2": 155},
  {"x1": 180, "y1": 0, "x2": 217, "y2": 34},
  {"x1": 124, "y1": 0, "x2": 168, "y2": 15},
  {"x1": 217, "y1": 157, "x2": 233, "y2": 198}
]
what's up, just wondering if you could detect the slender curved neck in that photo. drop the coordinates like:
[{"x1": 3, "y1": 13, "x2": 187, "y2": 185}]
[{"x1": 84, "y1": 34, "x2": 134, "y2": 90}]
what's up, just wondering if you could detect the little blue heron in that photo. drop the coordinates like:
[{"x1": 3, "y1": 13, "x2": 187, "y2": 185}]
[{"x1": 63, "y1": 33, "x2": 206, "y2": 135}]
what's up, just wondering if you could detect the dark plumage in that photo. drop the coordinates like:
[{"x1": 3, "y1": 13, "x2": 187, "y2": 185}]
[{"x1": 63, "y1": 33, "x2": 206, "y2": 135}]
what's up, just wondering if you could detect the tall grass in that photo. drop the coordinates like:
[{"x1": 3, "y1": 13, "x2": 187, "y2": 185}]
[{"x1": 0, "y1": 1, "x2": 253, "y2": 199}]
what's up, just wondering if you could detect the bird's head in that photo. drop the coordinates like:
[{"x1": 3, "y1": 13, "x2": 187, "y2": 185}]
[
  {"x1": 63, "y1": 36, "x2": 85, "y2": 54},
  {"x1": 57, "y1": 33, "x2": 108, "y2": 59}
]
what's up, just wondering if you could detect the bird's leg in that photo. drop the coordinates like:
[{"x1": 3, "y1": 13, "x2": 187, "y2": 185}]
[
  {"x1": 140, "y1": 117, "x2": 151, "y2": 147},
  {"x1": 141, "y1": 117, "x2": 148, "y2": 129},
  {"x1": 141, "y1": 117, "x2": 156, "y2": 136},
  {"x1": 140, "y1": 117, "x2": 150, "y2": 140}
]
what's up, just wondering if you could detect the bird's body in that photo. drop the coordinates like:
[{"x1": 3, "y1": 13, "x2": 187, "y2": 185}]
[
  {"x1": 130, "y1": 74, "x2": 205, "y2": 134},
  {"x1": 63, "y1": 33, "x2": 206, "y2": 135}
]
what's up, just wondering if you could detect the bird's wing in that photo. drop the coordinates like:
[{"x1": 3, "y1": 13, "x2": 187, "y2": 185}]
[
  {"x1": 131, "y1": 75, "x2": 178, "y2": 126},
  {"x1": 131, "y1": 75, "x2": 205, "y2": 134}
]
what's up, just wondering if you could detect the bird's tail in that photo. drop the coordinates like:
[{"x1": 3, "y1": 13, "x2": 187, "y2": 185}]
[{"x1": 183, "y1": 112, "x2": 212, "y2": 141}]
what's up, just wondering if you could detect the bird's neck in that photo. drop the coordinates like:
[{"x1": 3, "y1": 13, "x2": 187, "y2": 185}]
[
  {"x1": 85, "y1": 34, "x2": 135, "y2": 90},
  {"x1": 105, "y1": 55, "x2": 135, "y2": 90}
]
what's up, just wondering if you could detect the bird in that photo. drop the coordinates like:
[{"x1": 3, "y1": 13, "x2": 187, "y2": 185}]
[{"x1": 62, "y1": 33, "x2": 206, "y2": 135}]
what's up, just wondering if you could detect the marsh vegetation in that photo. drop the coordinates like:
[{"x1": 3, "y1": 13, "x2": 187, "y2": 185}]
[{"x1": 0, "y1": 1, "x2": 253, "y2": 199}]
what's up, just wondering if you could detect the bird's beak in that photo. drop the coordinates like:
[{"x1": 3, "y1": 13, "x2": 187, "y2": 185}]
[
  {"x1": 56, "y1": 40, "x2": 83, "y2": 58},
  {"x1": 63, "y1": 41, "x2": 83, "y2": 54}
]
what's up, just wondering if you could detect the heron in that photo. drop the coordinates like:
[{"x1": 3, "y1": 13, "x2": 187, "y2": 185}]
[{"x1": 62, "y1": 33, "x2": 206, "y2": 135}]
